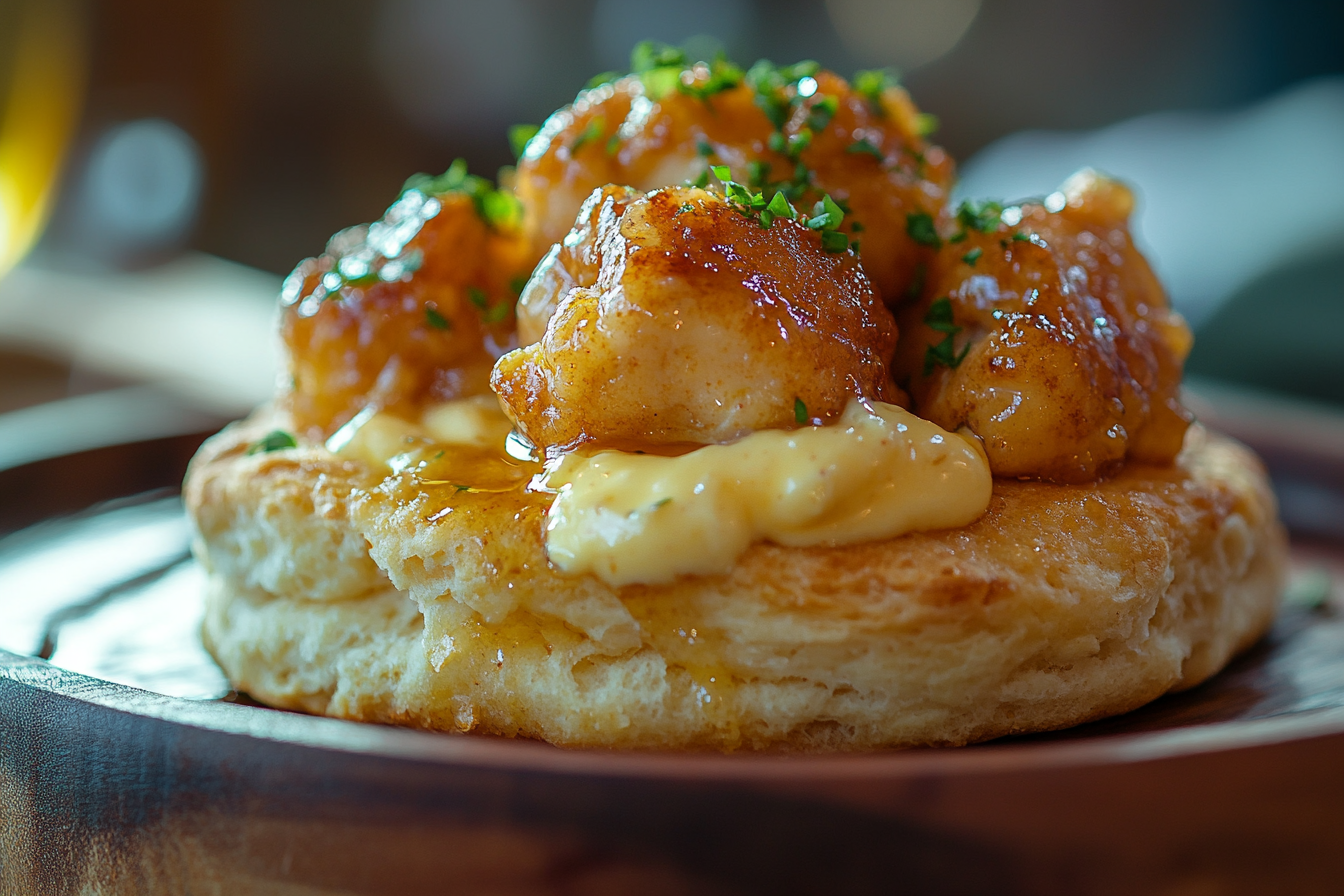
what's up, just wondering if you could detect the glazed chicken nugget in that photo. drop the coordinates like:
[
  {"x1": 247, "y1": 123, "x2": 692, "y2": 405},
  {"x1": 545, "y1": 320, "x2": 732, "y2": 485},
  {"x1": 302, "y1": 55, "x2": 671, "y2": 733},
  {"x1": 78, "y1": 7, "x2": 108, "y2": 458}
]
[
  {"x1": 515, "y1": 58, "x2": 952, "y2": 304},
  {"x1": 493, "y1": 184, "x2": 900, "y2": 451},
  {"x1": 280, "y1": 165, "x2": 529, "y2": 438},
  {"x1": 893, "y1": 170, "x2": 1193, "y2": 482}
]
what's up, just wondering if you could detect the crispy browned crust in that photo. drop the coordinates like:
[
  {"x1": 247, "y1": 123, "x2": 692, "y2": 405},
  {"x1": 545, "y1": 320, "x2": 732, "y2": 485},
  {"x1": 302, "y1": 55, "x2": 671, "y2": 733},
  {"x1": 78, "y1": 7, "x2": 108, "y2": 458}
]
[{"x1": 186, "y1": 412, "x2": 1286, "y2": 751}]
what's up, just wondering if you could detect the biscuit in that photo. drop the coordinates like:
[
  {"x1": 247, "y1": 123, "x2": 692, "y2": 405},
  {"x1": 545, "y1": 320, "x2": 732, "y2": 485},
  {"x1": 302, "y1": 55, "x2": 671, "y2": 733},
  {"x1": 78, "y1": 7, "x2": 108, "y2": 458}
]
[{"x1": 187, "y1": 413, "x2": 1286, "y2": 751}]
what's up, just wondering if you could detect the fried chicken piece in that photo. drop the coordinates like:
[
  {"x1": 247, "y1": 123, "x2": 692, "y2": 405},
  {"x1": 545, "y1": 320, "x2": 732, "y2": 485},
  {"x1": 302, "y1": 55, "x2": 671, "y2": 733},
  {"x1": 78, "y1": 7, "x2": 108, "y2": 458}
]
[
  {"x1": 892, "y1": 170, "x2": 1193, "y2": 482},
  {"x1": 492, "y1": 185, "x2": 900, "y2": 451},
  {"x1": 514, "y1": 63, "x2": 953, "y2": 304},
  {"x1": 280, "y1": 180, "x2": 528, "y2": 439}
]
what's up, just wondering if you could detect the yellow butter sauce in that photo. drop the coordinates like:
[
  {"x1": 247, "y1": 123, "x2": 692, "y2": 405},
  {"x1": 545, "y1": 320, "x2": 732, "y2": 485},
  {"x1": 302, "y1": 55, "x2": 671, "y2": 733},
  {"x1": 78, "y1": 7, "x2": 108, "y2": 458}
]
[
  {"x1": 333, "y1": 396, "x2": 992, "y2": 588},
  {"x1": 538, "y1": 399, "x2": 992, "y2": 586}
]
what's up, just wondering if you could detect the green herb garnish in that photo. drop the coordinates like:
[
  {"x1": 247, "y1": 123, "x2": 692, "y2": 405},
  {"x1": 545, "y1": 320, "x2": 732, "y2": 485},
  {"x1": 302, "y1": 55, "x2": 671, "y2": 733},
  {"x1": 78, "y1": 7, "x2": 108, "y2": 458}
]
[
  {"x1": 846, "y1": 138, "x2": 884, "y2": 159},
  {"x1": 403, "y1": 158, "x2": 520, "y2": 232},
  {"x1": 630, "y1": 40, "x2": 687, "y2": 99},
  {"x1": 586, "y1": 70, "x2": 622, "y2": 90},
  {"x1": 956, "y1": 199, "x2": 1004, "y2": 234},
  {"x1": 819, "y1": 230, "x2": 849, "y2": 253},
  {"x1": 962, "y1": 247, "x2": 983, "y2": 266},
  {"x1": 631, "y1": 40, "x2": 687, "y2": 73},
  {"x1": 747, "y1": 159, "x2": 771, "y2": 187},
  {"x1": 922, "y1": 297, "x2": 970, "y2": 375},
  {"x1": 794, "y1": 397, "x2": 808, "y2": 424},
  {"x1": 678, "y1": 55, "x2": 744, "y2": 105},
  {"x1": 508, "y1": 124, "x2": 540, "y2": 160},
  {"x1": 745, "y1": 59, "x2": 819, "y2": 128},
  {"x1": 249, "y1": 430, "x2": 297, "y2": 455},
  {"x1": 807, "y1": 95, "x2": 838, "y2": 130},
  {"x1": 766, "y1": 192, "x2": 797, "y2": 220},
  {"x1": 914, "y1": 112, "x2": 939, "y2": 137},
  {"x1": 806, "y1": 194, "x2": 845, "y2": 231},
  {"x1": 924, "y1": 296, "x2": 959, "y2": 333},
  {"x1": 852, "y1": 68, "x2": 898, "y2": 115},
  {"x1": 424, "y1": 306, "x2": 450, "y2": 330},
  {"x1": 905, "y1": 261, "x2": 926, "y2": 300},
  {"x1": 905, "y1": 211, "x2": 941, "y2": 249}
]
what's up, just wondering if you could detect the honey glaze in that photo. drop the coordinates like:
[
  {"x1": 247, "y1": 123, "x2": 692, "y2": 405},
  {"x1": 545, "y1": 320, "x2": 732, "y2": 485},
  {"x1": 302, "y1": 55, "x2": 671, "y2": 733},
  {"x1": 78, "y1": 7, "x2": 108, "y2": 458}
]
[
  {"x1": 539, "y1": 399, "x2": 992, "y2": 587},
  {"x1": 331, "y1": 399, "x2": 540, "y2": 504}
]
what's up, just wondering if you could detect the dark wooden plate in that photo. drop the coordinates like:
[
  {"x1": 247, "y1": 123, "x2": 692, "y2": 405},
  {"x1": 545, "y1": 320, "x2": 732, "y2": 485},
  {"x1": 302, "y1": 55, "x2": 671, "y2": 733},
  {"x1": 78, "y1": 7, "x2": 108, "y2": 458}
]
[{"x1": 2, "y1": 386, "x2": 1343, "y2": 896}]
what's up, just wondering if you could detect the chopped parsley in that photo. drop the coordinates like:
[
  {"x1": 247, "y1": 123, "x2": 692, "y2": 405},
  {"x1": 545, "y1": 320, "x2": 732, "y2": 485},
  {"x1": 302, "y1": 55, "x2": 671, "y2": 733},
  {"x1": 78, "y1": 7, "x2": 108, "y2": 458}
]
[
  {"x1": 905, "y1": 262, "x2": 926, "y2": 300},
  {"x1": 1012, "y1": 231, "x2": 1031, "y2": 241},
  {"x1": 747, "y1": 159, "x2": 771, "y2": 187},
  {"x1": 710, "y1": 165, "x2": 837, "y2": 241},
  {"x1": 806, "y1": 95, "x2": 838, "y2": 130},
  {"x1": 678, "y1": 54, "x2": 744, "y2": 105},
  {"x1": 914, "y1": 112, "x2": 939, "y2": 138},
  {"x1": 508, "y1": 124, "x2": 539, "y2": 160},
  {"x1": 466, "y1": 287, "x2": 512, "y2": 324},
  {"x1": 905, "y1": 211, "x2": 942, "y2": 249},
  {"x1": 955, "y1": 199, "x2": 1004, "y2": 234},
  {"x1": 248, "y1": 430, "x2": 297, "y2": 455},
  {"x1": 696, "y1": 139, "x2": 715, "y2": 157},
  {"x1": 745, "y1": 58, "x2": 819, "y2": 129},
  {"x1": 766, "y1": 191, "x2": 797, "y2": 220},
  {"x1": 586, "y1": 70, "x2": 622, "y2": 90},
  {"x1": 852, "y1": 68, "x2": 898, "y2": 116},
  {"x1": 509, "y1": 274, "x2": 530, "y2": 295},
  {"x1": 922, "y1": 297, "x2": 970, "y2": 375},
  {"x1": 424, "y1": 306, "x2": 450, "y2": 330},
  {"x1": 631, "y1": 39, "x2": 687, "y2": 74},
  {"x1": 962, "y1": 247, "x2": 983, "y2": 266},
  {"x1": 819, "y1": 230, "x2": 849, "y2": 253},
  {"x1": 675, "y1": 202, "x2": 695, "y2": 215},
  {"x1": 846, "y1": 138, "x2": 884, "y2": 159},
  {"x1": 924, "y1": 296, "x2": 959, "y2": 333},
  {"x1": 630, "y1": 40, "x2": 688, "y2": 99},
  {"x1": 805, "y1": 194, "x2": 845, "y2": 231},
  {"x1": 794, "y1": 397, "x2": 808, "y2": 424},
  {"x1": 403, "y1": 158, "x2": 522, "y2": 232}
]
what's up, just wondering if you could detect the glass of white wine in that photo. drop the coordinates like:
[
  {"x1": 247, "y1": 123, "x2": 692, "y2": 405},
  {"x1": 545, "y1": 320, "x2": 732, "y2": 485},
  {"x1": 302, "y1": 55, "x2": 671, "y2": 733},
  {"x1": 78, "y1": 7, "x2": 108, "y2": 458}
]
[{"x1": 0, "y1": 0, "x2": 85, "y2": 280}]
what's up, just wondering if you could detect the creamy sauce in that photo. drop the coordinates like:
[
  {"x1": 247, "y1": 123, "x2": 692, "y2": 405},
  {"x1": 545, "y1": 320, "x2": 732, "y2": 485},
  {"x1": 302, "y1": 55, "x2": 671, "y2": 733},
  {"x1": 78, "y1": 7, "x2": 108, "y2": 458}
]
[
  {"x1": 329, "y1": 397, "x2": 992, "y2": 588},
  {"x1": 539, "y1": 399, "x2": 992, "y2": 586}
]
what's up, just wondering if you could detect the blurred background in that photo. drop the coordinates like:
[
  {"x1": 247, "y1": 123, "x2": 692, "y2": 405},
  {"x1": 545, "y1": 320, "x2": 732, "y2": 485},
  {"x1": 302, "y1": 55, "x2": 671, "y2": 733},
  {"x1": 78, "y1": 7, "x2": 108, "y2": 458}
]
[{"x1": 1, "y1": 0, "x2": 1342, "y2": 482}]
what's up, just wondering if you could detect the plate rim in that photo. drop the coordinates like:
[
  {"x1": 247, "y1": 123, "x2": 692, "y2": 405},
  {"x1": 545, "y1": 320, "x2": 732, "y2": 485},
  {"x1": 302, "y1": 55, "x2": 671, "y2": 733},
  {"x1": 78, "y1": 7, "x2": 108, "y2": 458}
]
[{"x1": 6, "y1": 647, "x2": 1344, "y2": 782}]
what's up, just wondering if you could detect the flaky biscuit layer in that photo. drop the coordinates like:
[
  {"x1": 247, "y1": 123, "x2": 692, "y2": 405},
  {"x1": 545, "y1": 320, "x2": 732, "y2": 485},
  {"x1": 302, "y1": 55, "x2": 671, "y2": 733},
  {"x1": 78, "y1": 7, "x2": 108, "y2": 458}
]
[{"x1": 186, "y1": 412, "x2": 1286, "y2": 751}]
